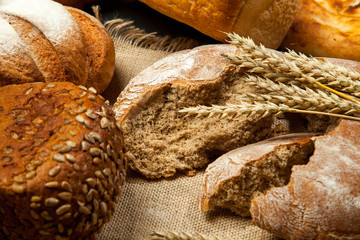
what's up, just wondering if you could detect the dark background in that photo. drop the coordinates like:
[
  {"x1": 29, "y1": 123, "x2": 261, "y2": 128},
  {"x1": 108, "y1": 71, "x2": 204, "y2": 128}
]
[{"x1": 85, "y1": 0, "x2": 218, "y2": 44}]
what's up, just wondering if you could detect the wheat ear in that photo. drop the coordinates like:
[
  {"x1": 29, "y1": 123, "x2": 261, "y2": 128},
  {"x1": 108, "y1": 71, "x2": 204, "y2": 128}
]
[
  {"x1": 240, "y1": 75, "x2": 360, "y2": 114},
  {"x1": 149, "y1": 231, "x2": 233, "y2": 240},
  {"x1": 225, "y1": 33, "x2": 360, "y2": 104},
  {"x1": 179, "y1": 103, "x2": 360, "y2": 122}
]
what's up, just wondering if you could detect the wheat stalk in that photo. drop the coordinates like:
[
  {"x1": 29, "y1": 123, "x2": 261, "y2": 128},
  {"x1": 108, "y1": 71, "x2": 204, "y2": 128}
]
[
  {"x1": 241, "y1": 75, "x2": 360, "y2": 114},
  {"x1": 179, "y1": 103, "x2": 360, "y2": 122},
  {"x1": 149, "y1": 231, "x2": 233, "y2": 240},
  {"x1": 225, "y1": 33, "x2": 360, "y2": 103}
]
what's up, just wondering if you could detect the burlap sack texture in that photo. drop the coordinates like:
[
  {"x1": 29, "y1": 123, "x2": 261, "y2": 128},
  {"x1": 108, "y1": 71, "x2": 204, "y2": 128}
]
[{"x1": 98, "y1": 19, "x2": 279, "y2": 240}]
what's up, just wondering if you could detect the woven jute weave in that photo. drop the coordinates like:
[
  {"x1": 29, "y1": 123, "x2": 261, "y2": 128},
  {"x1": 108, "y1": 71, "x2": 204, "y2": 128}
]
[{"x1": 97, "y1": 19, "x2": 278, "y2": 240}]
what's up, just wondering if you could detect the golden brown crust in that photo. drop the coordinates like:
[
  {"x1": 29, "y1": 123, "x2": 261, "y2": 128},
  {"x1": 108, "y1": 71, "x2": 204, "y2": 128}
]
[
  {"x1": 54, "y1": 0, "x2": 99, "y2": 9},
  {"x1": 281, "y1": 0, "x2": 360, "y2": 61},
  {"x1": 0, "y1": 82, "x2": 126, "y2": 240},
  {"x1": 0, "y1": 0, "x2": 115, "y2": 93},
  {"x1": 67, "y1": 7, "x2": 115, "y2": 93},
  {"x1": 138, "y1": 0, "x2": 301, "y2": 48},
  {"x1": 250, "y1": 119, "x2": 360, "y2": 239}
]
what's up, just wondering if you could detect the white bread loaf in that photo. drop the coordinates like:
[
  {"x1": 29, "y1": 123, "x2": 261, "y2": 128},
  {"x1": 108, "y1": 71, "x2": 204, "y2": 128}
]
[
  {"x1": 138, "y1": 0, "x2": 301, "y2": 49},
  {"x1": 251, "y1": 119, "x2": 360, "y2": 239},
  {"x1": 0, "y1": 0, "x2": 115, "y2": 93}
]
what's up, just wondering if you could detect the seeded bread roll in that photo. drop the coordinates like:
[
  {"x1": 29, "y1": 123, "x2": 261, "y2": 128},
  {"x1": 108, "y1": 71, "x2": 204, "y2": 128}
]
[
  {"x1": 138, "y1": 0, "x2": 301, "y2": 48},
  {"x1": 250, "y1": 119, "x2": 360, "y2": 239},
  {"x1": 0, "y1": 0, "x2": 115, "y2": 93},
  {"x1": 199, "y1": 133, "x2": 317, "y2": 217},
  {"x1": 280, "y1": 0, "x2": 360, "y2": 61},
  {"x1": 0, "y1": 82, "x2": 126, "y2": 240}
]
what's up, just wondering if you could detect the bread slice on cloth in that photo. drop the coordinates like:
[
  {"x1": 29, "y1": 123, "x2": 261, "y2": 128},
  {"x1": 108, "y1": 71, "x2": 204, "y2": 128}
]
[{"x1": 199, "y1": 133, "x2": 317, "y2": 217}]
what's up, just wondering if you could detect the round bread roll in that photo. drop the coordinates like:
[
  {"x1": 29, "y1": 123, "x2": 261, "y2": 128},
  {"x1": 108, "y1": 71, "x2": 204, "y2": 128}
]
[
  {"x1": 138, "y1": 0, "x2": 302, "y2": 49},
  {"x1": 0, "y1": 82, "x2": 126, "y2": 239},
  {"x1": 0, "y1": 0, "x2": 115, "y2": 93},
  {"x1": 280, "y1": 0, "x2": 360, "y2": 61}
]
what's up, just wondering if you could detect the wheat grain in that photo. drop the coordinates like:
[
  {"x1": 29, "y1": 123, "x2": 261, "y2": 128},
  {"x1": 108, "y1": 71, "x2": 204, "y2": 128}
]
[
  {"x1": 179, "y1": 103, "x2": 360, "y2": 122},
  {"x1": 149, "y1": 231, "x2": 233, "y2": 240},
  {"x1": 225, "y1": 33, "x2": 360, "y2": 103}
]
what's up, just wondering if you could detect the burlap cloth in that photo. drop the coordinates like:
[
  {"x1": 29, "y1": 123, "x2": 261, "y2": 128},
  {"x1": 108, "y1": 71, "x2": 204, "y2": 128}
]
[{"x1": 96, "y1": 19, "x2": 279, "y2": 240}]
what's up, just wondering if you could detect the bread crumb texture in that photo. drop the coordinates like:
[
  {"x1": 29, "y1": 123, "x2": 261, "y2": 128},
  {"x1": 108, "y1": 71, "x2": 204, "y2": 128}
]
[
  {"x1": 0, "y1": 82, "x2": 126, "y2": 240},
  {"x1": 200, "y1": 133, "x2": 316, "y2": 217}
]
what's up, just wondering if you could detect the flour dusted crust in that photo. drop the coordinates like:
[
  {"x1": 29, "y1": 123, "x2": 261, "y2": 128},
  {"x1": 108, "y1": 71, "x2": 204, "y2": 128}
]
[
  {"x1": 281, "y1": 0, "x2": 360, "y2": 61},
  {"x1": 0, "y1": 82, "x2": 126, "y2": 240},
  {"x1": 0, "y1": 0, "x2": 114, "y2": 93},
  {"x1": 251, "y1": 119, "x2": 360, "y2": 239},
  {"x1": 138, "y1": 0, "x2": 301, "y2": 48}
]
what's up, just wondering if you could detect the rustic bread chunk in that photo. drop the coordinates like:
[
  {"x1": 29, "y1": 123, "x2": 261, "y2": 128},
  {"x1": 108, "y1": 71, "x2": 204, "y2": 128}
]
[
  {"x1": 0, "y1": 82, "x2": 126, "y2": 240},
  {"x1": 199, "y1": 133, "x2": 316, "y2": 217},
  {"x1": 114, "y1": 45, "x2": 282, "y2": 178},
  {"x1": 251, "y1": 119, "x2": 360, "y2": 240}
]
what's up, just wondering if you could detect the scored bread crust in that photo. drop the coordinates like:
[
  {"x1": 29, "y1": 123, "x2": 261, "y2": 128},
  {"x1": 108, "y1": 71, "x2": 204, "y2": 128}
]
[
  {"x1": 0, "y1": 0, "x2": 114, "y2": 93},
  {"x1": 138, "y1": 0, "x2": 301, "y2": 48},
  {"x1": 280, "y1": 0, "x2": 360, "y2": 61},
  {"x1": 250, "y1": 119, "x2": 360, "y2": 239},
  {"x1": 0, "y1": 82, "x2": 126, "y2": 240}
]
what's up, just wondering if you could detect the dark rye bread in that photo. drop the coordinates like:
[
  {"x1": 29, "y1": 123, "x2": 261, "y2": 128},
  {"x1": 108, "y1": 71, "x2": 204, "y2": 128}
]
[
  {"x1": 199, "y1": 133, "x2": 317, "y2": 217},
  {"x1": 0, "y1": 0, "x2": 114, "y2": 93},
  {"x1": 0, "y1": 82, "x2": 126, "y2": 240},
  {"x1": 54, "y1": 0, "x2": 99, "y2": 9},
  {"x1": 251, "y1": 119, "x2": 360, "y2": 239}
]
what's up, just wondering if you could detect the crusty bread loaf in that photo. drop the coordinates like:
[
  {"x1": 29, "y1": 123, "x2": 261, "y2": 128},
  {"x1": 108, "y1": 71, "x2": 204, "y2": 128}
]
[
  {"x1": 0, "y1": 82, "x2": 126, "y2": 239},
  {"x1": 113, "y1": 44, "x2": 280, "y2": 178},
  {"x1": 0, "y1": 0, "x2": 115, "y2": 93},
  {"x1": 250, "y1": 119, "x2": 360, "y2": 239},
  {"x1": 199, "y1": 133, "x2": 317, "y2": 217},
  {"x1": 113, "y1": 44, "x2": 341, "y2": 179},
  {"x1": 280, "y1": 0, "x2": 360, "y2": 61},
  {"x1": 54, "y1": 0, "x2": 98, "y2": 9},
  {"x1": 138, "y1": 0, "x2": 301, "y2": 49}
]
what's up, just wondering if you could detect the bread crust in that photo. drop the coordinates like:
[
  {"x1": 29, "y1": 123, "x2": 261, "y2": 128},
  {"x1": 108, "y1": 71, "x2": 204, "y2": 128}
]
[
  {"x1": 0, "y1": 82, "x2": 126, "y2": 239},
  {"x1": 138, "y1": 0, "x2": 300, "y2": 48},
  {"x1": 251, "y1": 119, "x2": 360, "y2": 240},
  {"x1": 0, "y1": 0, "x2": 115, "y2": 93},
  {"x1": 281, "y1": 0, "x2": 360, "y2": 61}
]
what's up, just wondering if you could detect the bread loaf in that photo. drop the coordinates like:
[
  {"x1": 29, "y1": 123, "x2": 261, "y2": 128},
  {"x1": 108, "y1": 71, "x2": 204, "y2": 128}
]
[
  {"x1": 0, "y1": 0, "x2": 115, "y2": 93},
  {"x1": 199, "y1": 133, "x2": 317, "y2": 217},
  {"x1": 280, "y1": 0, "x2": 360, "y2": 61},
  {"x1": 113, "y1": 44, "x2": 281, "y2": 178},
  {"x1": 138, "y1": 0, "x2": 301, "y2": 49},
  {"x1": 0, "y1": 82, "x2": 126, "y2": 239},
  {"x1": 54, "y1": 0, "x2": 99, "y2": 8},
  {"x1": 251, "y1": 119, "x2": 360, "y2": 239}
]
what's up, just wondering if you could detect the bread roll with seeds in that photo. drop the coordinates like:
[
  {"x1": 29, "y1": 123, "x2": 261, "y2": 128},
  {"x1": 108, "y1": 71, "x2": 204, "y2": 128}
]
[
  {"x1": 0, "y1": 82, "x2": 126, "y2": 240},
  {"x1": 0, "y1": 0, "x2": 115, "y2": 93}
]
